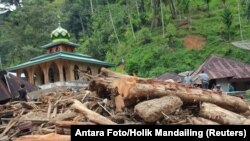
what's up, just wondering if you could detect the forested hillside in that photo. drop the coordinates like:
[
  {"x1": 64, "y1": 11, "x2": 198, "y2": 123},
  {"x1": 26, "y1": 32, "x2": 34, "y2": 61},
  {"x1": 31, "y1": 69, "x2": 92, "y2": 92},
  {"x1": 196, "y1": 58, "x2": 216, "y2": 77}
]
[{"x1": 1, "y1": 0, "x2": 250, "y2": 77}]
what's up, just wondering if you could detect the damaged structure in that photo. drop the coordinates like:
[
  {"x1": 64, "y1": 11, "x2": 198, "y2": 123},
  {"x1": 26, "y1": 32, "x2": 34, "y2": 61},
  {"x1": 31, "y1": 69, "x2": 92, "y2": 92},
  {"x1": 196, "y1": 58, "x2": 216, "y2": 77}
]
[
  {"x1": 0, "y1": 71, "x2": 38, "y2": 103},
  {"x1": 8, "y1": 23, "x2": 113, "y2": 86},
  {"x1": 192, "y1": 55, "x2": 250, "y2": 91}
]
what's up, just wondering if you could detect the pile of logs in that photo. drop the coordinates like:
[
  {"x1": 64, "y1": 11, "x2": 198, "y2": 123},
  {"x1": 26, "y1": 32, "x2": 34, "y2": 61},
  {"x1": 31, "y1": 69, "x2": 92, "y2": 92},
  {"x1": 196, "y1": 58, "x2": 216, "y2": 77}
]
[{"x1": 0, "y1": 68, "x2": 249, "y2": 141}]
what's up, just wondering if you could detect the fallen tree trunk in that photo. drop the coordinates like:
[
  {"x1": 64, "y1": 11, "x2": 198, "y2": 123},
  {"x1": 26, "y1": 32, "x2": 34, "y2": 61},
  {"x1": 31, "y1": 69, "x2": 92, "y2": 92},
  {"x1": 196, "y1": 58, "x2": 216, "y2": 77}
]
[
  {"x1": 89, "y1": 68, "x2": 249, "y2": 113},
  {"x1": 71, "y1": 100, "x2": 117, "y2": 125},
  {"x1": 199, "y1": 103, "x2": 250, "y2": 125},
  {"x1": 13, "y1": 133, "x2": 70, "y2": 141},
  {"x1": 188, "y1": 117, "x2": 219, "y2": 125},
  {"x1": 134, "y1": 95, "x2": 183, "y2": 123}
]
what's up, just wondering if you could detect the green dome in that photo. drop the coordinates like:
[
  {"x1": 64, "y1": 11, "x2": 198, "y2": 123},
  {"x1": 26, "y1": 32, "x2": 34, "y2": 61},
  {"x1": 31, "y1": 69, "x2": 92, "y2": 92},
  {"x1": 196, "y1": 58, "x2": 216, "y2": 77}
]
[{"x1": 51, "y1": 23, "x2": 70, "y2": 42}]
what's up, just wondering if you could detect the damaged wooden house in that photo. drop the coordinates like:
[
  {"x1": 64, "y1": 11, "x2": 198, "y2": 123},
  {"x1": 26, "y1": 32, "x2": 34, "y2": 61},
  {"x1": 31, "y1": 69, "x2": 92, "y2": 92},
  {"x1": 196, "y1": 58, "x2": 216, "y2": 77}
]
[
  {"x1": 192, "y1": 55, "x2": 250, "y2": 92},
  {"x1": 0, "y1": 71, "x2": 37, "y2": 103},
  {"x1": 7, "y1": 23, "x2": 113, "y2": 88}
]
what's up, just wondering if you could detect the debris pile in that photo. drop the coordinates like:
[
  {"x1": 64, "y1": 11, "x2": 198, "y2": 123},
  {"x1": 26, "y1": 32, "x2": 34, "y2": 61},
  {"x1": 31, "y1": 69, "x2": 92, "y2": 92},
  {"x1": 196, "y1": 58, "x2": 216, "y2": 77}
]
[{"x1": 0, "y1": 68, "x2": 249, "y2": 141}]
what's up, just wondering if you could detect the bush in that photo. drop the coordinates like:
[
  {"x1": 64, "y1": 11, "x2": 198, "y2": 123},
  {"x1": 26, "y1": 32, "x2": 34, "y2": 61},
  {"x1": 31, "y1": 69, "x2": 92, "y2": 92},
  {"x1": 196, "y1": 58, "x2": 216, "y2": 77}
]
[{"x1": 137, "y1": 28, "x2": 152, "y2": 45}]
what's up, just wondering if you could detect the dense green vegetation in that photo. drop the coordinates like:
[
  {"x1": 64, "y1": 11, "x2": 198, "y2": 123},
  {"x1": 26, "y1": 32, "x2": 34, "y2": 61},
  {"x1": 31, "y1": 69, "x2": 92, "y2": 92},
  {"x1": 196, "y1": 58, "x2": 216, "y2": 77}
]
[{"x1": 1, "y1": 0, "x2": 250, "y2": 77}]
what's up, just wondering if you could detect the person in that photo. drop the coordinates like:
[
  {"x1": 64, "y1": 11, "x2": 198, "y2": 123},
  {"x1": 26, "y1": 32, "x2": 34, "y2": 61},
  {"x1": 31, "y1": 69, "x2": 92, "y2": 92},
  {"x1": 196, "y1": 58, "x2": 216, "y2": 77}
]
[
  {"x1": 18, "y1": 84, "x2": 28, "y2": 102},
  {"x1": 183, "y1": 73, "x2": 193, "y2": 85},
  {"x1": 199, "y1": 70, "x2": 209, "y2": 89},
  {"x1": 228, "y1": 83, "x2": 235, "y2": 92}
]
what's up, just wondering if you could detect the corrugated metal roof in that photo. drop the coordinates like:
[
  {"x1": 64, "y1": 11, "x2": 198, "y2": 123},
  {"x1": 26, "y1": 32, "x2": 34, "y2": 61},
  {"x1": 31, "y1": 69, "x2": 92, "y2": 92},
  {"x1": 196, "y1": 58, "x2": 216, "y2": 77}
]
[
  {"x1": 0, "y1": 71, "x2": 38, "y2": 103},
  {"x1": 7, "y1": 51, "x2": 114, "y2": 71},
  {"x1": 0, "y1": 71, "x2": 12, "y2": 102},
  {"x1": 0, "y1": 79, "x2": 11, "y2": 102},
  {"x1": 5, "y1": 73, "x2": 38, "y2": 98},
  {"x1": 30, "y1": 52, "x2": 91, "y2": 61},
  {"x1": 158, "y1": 73, "x2": 183, "y2": 82},
  {"x1": 192, "y1": 55, "x2": 250, "y2": 80}
]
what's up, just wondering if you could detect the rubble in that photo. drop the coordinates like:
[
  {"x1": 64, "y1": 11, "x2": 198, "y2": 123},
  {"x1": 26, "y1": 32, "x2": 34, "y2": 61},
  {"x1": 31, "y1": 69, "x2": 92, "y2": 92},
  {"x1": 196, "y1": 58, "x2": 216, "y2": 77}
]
[{"x1": 0, "y1": 68, "x2": 249, "y2": 140}]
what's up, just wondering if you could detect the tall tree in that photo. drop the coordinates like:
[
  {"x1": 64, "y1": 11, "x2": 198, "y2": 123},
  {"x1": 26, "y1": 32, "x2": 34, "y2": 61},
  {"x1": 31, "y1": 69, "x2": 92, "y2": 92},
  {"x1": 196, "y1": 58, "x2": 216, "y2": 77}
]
[
  {"x1": 221, "y1": 0, "x2": 226, "y2": 5},
  {"x1": 140, "y1": 0, "x2": 145, "y2": 12},
  {"x1": 126, "y1": 0, "x2": 136, "y2": 40},
  {"x1": 237, "y1": 0, "x2": 243, "y2": 40},
  {"x1": 221, "y1": 8, "x2": 233, "y2": 41},
  {"x1": 64, "y1": 0, "x2": 92, "y2": 40},
  {"x1": 162, "y1": 0, "x2": 178, "y2": 19},
  {"x1": 135, "y1": 0, "x2": 140, "y2": 18},
  {"x1": 90, "y1": 0, "x2": 94, "y2": 15},
  {"x1": 160, "y1": 0, "x2": 165, "y2": 38},
  {"x1": 107, "y1": 0, "x2": 120, "y2": 45},
  {"x1": 246, "y1": 2, "x2": 250, "y2": 23},
  {"x1": 0, "y1": 0, "x2": 58, "y2": 66},
  {"x1": 179, "y1": 0, "x2": 190, "y2": 14},
  {"x1": 203, "y1": 0, "x2": 211, "y2": 11},
  {"x1": 151, "y1": 0, "x2": 160, "y2": 28}
]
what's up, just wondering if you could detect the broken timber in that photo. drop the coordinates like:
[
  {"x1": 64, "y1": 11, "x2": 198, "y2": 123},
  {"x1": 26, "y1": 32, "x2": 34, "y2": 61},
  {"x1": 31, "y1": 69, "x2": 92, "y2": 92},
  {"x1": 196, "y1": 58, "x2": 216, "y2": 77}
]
[{"x1": 88, "y1": 68, "x2": 249, "y2": 113}]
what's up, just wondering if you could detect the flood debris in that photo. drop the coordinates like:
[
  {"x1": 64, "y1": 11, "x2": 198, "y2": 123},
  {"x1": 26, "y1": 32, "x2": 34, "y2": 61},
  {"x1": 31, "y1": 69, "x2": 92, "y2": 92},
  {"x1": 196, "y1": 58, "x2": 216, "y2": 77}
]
[{"x1": 0, "y1": 68, "x2": 249, "y2": 140}]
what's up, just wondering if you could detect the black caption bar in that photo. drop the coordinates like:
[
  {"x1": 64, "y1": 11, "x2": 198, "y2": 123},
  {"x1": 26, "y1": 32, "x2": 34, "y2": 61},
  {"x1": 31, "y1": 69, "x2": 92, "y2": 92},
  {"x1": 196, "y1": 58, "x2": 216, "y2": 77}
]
[{"x1": 71, "y1": 125, "x2": 250, "y2": 140}]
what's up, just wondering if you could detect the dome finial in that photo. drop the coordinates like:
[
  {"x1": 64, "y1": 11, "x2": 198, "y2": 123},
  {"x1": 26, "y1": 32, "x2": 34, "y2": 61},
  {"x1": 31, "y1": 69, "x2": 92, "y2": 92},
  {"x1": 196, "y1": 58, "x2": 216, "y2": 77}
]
[
  {"x1": 57, "y1": 15, "x2": 61, "y2": 27},
  {"x1": 51, "y1": 16, "x2": 70, "y2": 43}
]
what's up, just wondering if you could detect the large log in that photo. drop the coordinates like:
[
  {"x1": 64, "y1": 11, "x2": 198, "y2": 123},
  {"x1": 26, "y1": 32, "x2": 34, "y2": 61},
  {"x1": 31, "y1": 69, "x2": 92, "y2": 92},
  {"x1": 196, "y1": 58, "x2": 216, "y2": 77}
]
[
  {"x1": 134, "y1": 96, "x2": 183, "y2": 123},
  {"x1": 199, "y1": 103, "x2": 250, "y2": 125},
  {"x1": 13, "y1": 133, "x2": 70, "y2": 141},
  {"x1": 71, "y1": 100, "x2": 117, "y2": 125},
  {"x1": 89, "y1": 68, "x2": 249, "y2": 113}
]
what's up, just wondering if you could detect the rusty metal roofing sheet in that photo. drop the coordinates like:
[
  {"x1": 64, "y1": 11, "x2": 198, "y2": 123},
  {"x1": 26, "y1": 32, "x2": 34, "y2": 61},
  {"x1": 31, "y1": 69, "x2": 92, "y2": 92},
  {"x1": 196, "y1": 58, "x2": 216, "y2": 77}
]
[
  {"x1": 158, "y1": 73, "x2": 183, "y2": 82},
  {"x1": 5, "y1": 73, "x2": 38, "y2": 98},
  {"x1": 0, "y1": 79, "x2": 11, "y2": 102},
  {"x1": 0, "y1": 71, "x2": 12, "y2": 102},
  {"x1": 192, "y1": 55, "x2": 250, "y2": 80}
]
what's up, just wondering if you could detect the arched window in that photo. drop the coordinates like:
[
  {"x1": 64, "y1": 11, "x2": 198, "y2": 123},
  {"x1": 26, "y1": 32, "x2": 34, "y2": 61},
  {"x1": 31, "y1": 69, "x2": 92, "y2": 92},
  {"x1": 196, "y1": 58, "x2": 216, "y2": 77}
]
[
  {"x1": 33, "y1": 65, "x2": 44, "y2": 85},
  {"x1": 98, "y1": 68, "x2": 101, "y2": 74},
  {"x1": 48, "y1": 62, "x2": 59, "y2": 83},
  {"x1": 74, "y1": 65, "x2": 79, "y2": 80},
  {"x1": 21, "y1": 69, "x2": 29, "y2": 81},
  {"x1": 87, "y1": 66, "x2": 92, "y2": 75},
  {"x1": 63, "y1": 66, "x2": 67, "y2": 81}
]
